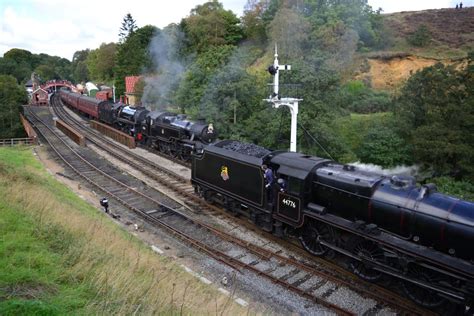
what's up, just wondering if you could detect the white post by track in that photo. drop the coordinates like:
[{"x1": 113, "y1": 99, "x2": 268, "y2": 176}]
[{"x1": 265, "y1": 44, "x2": 302, "y2": 152}]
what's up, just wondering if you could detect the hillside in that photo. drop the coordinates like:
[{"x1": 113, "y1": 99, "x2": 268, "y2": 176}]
[
  {"x1": 385, "y1": 7, "x2": 474, "y2": 52},
  {"x1": 354, "y1": 7, "x2": 473, "y2": 91}
]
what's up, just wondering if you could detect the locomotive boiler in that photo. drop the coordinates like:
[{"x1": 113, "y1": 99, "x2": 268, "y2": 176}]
[
  {"x1": 115, "y1": 105, "x2": 149, "y2": 136},
  {"x1": 191, "y1": 140, "x2": 474, "y2": 310},
  {"x1": 141, "y1": 111, "x2": 216, "y2": 160}
]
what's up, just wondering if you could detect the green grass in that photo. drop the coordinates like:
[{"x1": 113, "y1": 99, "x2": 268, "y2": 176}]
[
  {"x1": 0, "y1": 204, "x2": 93, "y2": 315},
  {"x1": 0, "y1": 147, "x2": 248, "y2": 315},
  {"x1": 0, "y1": 147, "x2": 98, "y2": 315}
]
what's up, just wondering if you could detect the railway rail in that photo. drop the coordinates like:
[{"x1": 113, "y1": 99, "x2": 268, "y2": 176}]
[
  {"x1": 35, "y1": 96, "x2": 437, "y2": 315},
  {"x1": 26, "y1": 105, "x2": 356, "y2": 315}
]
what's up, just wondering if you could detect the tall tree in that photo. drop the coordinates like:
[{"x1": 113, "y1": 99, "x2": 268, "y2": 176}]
[
  {"x1": 1, "y1": 49, "x2": 72, "y2": 83},
  {"x1": 71, "y1": 49, "x2": 90, "y2": 83},
  {"x1": 34, "y1": 64, "x2": 57, "y2": 81},
  {"x1": 86, "y1": 43, "x2": 117, "y2": 82},
  {"x1": 180, "y1": 0, "x2": 243, "y2": 53},
  {"x1": 114, "y1": 25, "x2": 157, "y2": 97},
  {"x1": 3, "y1": 49, "x2": 35, "y2": 68},
  {"x1": 0, "y1": 75, "x2": 28, "y2": 138},
  {"x1": 395, "y1": 61, "x2": 474, "y2": 180},
  {"x1": 241, "y1": 0, "x2": 269, "y2": 43},
  {"x1": 268, "y1": 7, "x2": 311, "y2": 58},
  {"x1": 1, "y1": 49, "x2": 35, "y2": 83},
  {"x1": 119, "y1": 13, "x2": 138, "y2": 44},
  {"x1": 95, "y1": 43, "x2": 117, "y2": 82}
]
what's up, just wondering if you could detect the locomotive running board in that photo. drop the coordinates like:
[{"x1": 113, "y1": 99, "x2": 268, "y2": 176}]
[
  {"x1": 304, "y1": 211, "x2": 474, "y2": 278},
  {"x1": 317, "y1": 239, "x2": 466, "y2": 302}
]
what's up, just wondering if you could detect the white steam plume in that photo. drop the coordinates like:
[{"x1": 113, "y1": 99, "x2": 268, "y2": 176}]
[
  {"x1": 142, "y1": 26, "x2": 186, "y2": 110},
  {"x1": 349, "y1": 162, "x2": 420, "y2": 176}
]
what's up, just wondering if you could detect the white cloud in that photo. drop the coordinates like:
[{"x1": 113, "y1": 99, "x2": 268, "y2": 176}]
[{"x1": 0, "y1": 0, "x2": 245, "y2": 60}]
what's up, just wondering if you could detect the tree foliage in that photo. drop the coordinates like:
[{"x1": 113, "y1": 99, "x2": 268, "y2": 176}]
[
  {"x1": 114, "y1": 25, "x2": 157, "y2": 96},
  {"x1": 119, "y1": 13, "x2": 138, "y2": 43},
  {"x1": 86, "y1": 43, "x2": 117, "y2": 82},
  {"x1": 71, "y1": 49, "x2": 90, "y2": 83},
  {"x1": 395, "y1": 61, "x2": 474, "y2": 180},
  {"x1": 174, "y1": 45, "x2": 236, "y2": 113},
  {"x1": 356, "y1": 123, "x2": 411, "y2": 167},
  {"x1": 34, "y1": 64, "x2": 57, "y2": 81},
  {"x1": 268, "y1": 7, "x2": 312, "y2": 58},
  {"x1": 300, "y1": 0, "x2": 389, "y2": 50},
  {"x1": 180, "y1": 0, "x2": 243, "y2": 53},
  {"x1": 407, "y1": 24, "x2": 431, "y2": 47},
  {"x1": 0, "y1": 49, "x2": 71, "y2": 83},
  {"x1": 0, "y1": 75, "x2": 28, "y2": 138},
  {"x1": 340, "y1": 81, "x2": 392, "y2": 113},
  {"x1": 241, "y1": 0, "x2": 269, "y2": 43}
]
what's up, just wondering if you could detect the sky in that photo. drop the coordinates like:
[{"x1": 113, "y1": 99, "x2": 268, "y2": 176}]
[{"x1": 0, "y1": 0, "x2": 472, "y2": 61}]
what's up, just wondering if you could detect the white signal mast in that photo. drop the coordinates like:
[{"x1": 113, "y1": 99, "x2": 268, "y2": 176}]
[{"x1": 265, "y1": 44, "x2": 302, "y2": 152}]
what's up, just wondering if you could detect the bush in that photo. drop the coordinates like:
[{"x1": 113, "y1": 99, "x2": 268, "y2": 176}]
[
  {"x1": 430, "y1": 177, "x2": 474, "y2": 201},
  {"x1": 340, "y1": 81, "x2": 392, "y2": 113},
  {"x1": 407, "y1": 25, "x2": 431, "y2": 47},
  {"x1": 356, "y1": 124, "x2": 412, "y2": 167}
]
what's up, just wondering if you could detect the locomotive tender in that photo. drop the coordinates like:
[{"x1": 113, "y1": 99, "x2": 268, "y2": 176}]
[
  {"x1": 191, "y1": 140, "x2": 474, "y2": 310},
  {"x1": 58, "y1": 90, "x2": 216, "y2": 160}
]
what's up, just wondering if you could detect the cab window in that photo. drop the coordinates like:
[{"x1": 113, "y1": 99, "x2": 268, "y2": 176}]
[{"x1": 288, "y1": 177, "x2": 302, "y2": 195}]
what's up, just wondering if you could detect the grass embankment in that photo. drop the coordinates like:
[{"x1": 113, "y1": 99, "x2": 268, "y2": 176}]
[{"x1": 0, "y1": 147, "x2": 246, "y2": 315}]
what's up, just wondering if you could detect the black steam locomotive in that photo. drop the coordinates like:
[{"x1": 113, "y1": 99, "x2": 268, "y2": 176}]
[
  {"x1": 141, "y1": 111, "x2": 216, "y2": 160},
  {"x1": 58, "y1": 90, "x2": 217, "y2": 160},
  {"x1": 191, "y1": 140, "x2": 474, "y2": 310}
]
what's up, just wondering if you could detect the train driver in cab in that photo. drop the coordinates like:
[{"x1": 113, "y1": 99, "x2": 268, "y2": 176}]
[{"x1": 277, "y1": 178, "x2": 287, "y2": 193}]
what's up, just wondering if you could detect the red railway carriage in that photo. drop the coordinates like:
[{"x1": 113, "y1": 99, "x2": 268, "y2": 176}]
[
  {"x1": 59, "y1": 90, "x2": 102, "y2": 119},
  {"x1": 77, "y1": 95, "x2": 100, "y2": 119},
  {"x1": 95, "y1": 90, "x2": 112, "y2": 101},
  {"x1": 60, "y1": 90, "x2": 81, "y2": 109}
]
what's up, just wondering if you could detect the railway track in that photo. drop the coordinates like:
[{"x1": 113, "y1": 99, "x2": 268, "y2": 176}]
[
  {"x1": 26, "y1": 105, "x2": 358, "y2": 315},
  {"x1": 39, "y1": 97, "x2": 437, "y2": 315}
]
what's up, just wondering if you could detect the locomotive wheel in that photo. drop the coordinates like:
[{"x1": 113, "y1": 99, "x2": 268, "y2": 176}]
[
  {"x1": 401, "y1": 265, "x2": 446, "y2": 308},
  {"x1": 299, "y1": 220, "x2": 334, "y2": 256},
  {"x1": 158, "y1": 142, "x2": 168, "y2": 153},
  {"x1": 169, "y1": 145, "x2": 179, "y2": 158},
  {"x1": 349, "y1": 239, "x2": 384, "y2": 282},
  {"x1": 180, "y1": 149, "x2": 191, "y2": 162}
]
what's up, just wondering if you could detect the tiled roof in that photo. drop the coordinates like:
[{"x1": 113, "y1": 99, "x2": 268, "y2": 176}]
[
  {"x1": 32, "y1": 88, "x2": 48, "y2": 94},
  {"x1": 125, "y1": 76, "x2": 140, "y2": 94}
]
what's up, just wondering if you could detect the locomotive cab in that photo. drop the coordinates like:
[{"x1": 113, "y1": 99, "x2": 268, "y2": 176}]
[
  {"x1": 98, "y1": 102, "x2": 122, "y2": 125},
  {"x1": 268, "y1": 152, "x2": 330, "y2": 227},
  {"x1": 274, "y1": 175, "x2": 304, "y2": 223},
  {"x1": 142, "y1": 111, "x2": 173, "y2": 137}
]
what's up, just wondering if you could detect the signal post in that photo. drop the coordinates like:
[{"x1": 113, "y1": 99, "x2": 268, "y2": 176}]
[{"x1": 265, "y1": 45, "x2": 302, "y2": 152}]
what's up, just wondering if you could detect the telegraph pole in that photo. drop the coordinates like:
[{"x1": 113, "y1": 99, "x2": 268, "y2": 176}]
[{"x1": 265, "y1": 44, "x2": 302, "y2": 152}]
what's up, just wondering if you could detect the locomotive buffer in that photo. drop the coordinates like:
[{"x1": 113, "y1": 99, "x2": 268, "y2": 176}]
[{"x1": 265, "y1": 44, "x2": 302, "y2": 153}]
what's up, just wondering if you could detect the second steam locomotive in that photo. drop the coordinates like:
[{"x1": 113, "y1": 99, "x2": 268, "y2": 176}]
[{"x1": 59, "y1": 90, "x2": 216, "y2": 160}]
